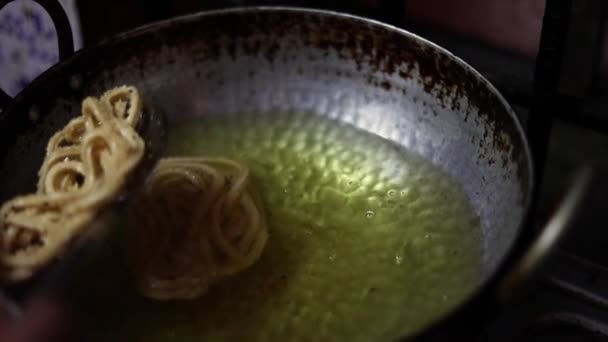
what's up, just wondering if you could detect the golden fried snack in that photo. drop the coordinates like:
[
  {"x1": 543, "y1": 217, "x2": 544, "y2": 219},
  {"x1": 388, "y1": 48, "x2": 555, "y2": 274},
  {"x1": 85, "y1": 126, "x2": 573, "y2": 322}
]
[
  {"x1": 127, "y1": 157, "x2": 268, "y2": 300},
  {"x1": 0, "y1": 86, "x2": 145, "y2": 283}
]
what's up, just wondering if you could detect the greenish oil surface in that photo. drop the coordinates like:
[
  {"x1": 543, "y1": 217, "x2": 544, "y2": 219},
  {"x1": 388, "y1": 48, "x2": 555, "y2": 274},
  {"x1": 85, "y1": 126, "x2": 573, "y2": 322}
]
[{"x1": 73, "y1": 112, "x2": 482, "y2": 341}]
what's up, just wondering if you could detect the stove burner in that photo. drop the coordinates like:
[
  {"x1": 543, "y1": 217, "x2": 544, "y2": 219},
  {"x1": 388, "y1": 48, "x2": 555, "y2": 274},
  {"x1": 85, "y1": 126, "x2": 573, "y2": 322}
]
[{"x1": 519, "y1": 313, "x2": 608, "y2": 342}]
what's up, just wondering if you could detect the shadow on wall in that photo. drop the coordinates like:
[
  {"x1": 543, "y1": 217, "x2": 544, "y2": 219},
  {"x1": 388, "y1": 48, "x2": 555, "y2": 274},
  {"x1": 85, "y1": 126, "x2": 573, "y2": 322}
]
[{"x1": 75, "y1": 0, "x2": 374, "y2": 44}]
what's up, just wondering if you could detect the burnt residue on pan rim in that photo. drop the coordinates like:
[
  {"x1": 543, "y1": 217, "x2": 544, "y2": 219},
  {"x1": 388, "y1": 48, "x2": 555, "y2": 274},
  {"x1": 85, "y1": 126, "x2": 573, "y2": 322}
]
[
  {"x1": 0, "y1": 7, "x2": 532, "y2": 208},
  {"x1": 1, "y1": 7, "x2": 533, "y2": 203}
]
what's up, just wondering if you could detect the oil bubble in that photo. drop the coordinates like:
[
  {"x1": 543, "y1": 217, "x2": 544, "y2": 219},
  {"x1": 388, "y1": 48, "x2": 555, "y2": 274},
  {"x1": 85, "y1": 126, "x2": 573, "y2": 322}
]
[{"x1": 394, "y1": 255, "x2": 403, "y2": 265}]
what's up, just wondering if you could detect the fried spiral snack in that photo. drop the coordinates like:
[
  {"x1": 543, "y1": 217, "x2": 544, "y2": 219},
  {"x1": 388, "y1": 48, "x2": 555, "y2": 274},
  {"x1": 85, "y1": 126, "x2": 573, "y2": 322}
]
[
  {"x1": 0, "y1": 86, "x2": 145, "y2": 283},
  {"x1": 126, "y1": 157, "x2": 268, "y2": 300}
]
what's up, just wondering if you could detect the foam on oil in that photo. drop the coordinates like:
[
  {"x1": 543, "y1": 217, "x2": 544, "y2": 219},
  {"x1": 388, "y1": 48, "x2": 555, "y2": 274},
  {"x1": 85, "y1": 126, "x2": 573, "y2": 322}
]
[{"x1": 74, "y1": 112, "x2": 482, "y2": 341}]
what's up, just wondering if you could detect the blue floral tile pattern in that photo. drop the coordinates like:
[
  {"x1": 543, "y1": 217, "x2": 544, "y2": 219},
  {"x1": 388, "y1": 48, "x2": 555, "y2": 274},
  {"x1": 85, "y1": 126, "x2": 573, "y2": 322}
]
[{"x1": 0, "y1": 0, "x2": 82, "y2": 97}]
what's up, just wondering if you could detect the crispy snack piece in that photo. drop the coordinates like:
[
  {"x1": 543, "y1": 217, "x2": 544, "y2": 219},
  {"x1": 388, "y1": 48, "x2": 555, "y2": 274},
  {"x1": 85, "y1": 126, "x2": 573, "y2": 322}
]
[
  {"x1": 127, "y1": 157, "x2": 268, "y2": 300},
  {"x1": 0, "y1": 86, "x2": 145, "y2": 283}
]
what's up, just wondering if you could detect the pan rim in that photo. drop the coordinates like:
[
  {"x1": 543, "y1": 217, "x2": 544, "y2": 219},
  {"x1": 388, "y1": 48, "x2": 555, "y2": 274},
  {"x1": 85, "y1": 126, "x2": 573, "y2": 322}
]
[{"x1": 0, "y1": 6, "x2": 535, "y2": 339}]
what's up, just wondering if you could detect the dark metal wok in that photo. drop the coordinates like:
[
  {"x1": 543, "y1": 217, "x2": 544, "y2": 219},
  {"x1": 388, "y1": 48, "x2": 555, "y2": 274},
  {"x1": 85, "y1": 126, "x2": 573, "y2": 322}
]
[{"x1": 0, "y1": 2, "x2": 591, "y2": 340}]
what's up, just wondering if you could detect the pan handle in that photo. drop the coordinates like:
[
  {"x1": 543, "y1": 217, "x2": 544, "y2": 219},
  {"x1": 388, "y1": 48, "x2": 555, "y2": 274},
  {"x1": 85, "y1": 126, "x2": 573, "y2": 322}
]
[
  {"x1": 496, "y1": 165, "x2": 593, "y2": 300},
  {"x1": 0, "y1": 0, "x2": 74, "y2": 110}
]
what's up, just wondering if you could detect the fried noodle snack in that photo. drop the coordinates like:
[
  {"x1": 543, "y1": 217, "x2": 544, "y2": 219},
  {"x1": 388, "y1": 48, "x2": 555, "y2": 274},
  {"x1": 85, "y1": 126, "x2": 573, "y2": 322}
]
[{"x1": 0, "y1": 86, "x2": 145, "y2": 283}]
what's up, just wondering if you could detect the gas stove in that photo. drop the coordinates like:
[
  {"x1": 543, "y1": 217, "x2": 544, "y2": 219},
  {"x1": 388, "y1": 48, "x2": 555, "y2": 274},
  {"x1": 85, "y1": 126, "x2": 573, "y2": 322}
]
[{"x1": 479, "y1": 251, "x2": 608, "y2": 341}]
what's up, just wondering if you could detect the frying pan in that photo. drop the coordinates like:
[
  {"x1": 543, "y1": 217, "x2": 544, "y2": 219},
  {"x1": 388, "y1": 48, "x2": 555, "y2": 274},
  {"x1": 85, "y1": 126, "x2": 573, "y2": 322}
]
[{"x1": 0, "y1": 1, "x2": 592, "y2": 340}]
